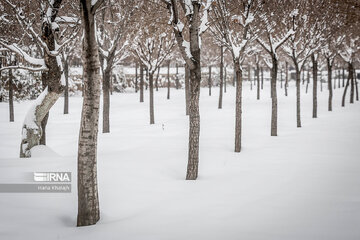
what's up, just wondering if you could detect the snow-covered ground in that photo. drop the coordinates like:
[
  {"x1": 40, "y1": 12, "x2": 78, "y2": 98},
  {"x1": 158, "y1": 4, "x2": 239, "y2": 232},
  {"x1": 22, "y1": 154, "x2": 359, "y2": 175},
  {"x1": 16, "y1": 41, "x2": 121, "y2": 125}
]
[{"x1": 0, "y1": 81, "x2": 359, "y2": 240}]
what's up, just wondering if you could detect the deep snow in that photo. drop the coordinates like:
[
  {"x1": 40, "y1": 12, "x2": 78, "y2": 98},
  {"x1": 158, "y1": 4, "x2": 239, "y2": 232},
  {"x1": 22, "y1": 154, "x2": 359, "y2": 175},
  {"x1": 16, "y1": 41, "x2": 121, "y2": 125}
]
[{"x1": 0, "y1": 80, "x2": 359, "y2": 240}]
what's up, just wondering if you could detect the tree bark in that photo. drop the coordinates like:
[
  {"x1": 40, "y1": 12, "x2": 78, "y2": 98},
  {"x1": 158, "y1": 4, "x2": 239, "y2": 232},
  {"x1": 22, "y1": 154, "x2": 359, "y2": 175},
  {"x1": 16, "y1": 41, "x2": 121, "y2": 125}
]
[
  {"x1": 311, "y1": 54, "x2": 317, "y2": 118},
  {"x1": 208, "y1": 66, "x2": 212, "y2": 96},
  {"x1": 350, "y1": 69, "x2": 354, "y2": 104},
  {"x1": 280, "y1": 67, "x2": 283, "y2": 88},
  {"x1": 102, "y1": 69, "x2": 110, "y2": 133},
  {"x1": 342, "y1": 68, "x2": 345, "y2": 87},
  {"x1": 305, "y1": 68, "x2": 310, "y2": 94},
  {"x1": 355, "y1": 69, "x2": 359, "y2": 101},
  {"x1": 140, "y1": 64, "x2": 144, "y2": 102},
  {"x1": 149, "y1": 72, "x2": 155, "y2": 124},
  {"x1": 234, "y1": 60, "x2": 242, "y2": 152},
  {"x1": 8, "y1": 69, "x2": 14, "y2": 122},
  {"x1": 77, "y1": 0, "x2": 102, "y2": 227},
  {"x1": 342, "y1": 63, "x2": 353, "y2": 107},
  {"x1": 167, "y1": 61, "x2": 170, "y2": 100},
  {"x1": 327, "y1": 59, "x2": 333, "y2": 111},
  {"x1": 270, "y1": 56, "x2": 278, "y2": 136},
  {"x1": 155, "y1": 66, "x2": 160, "y2": 91},
  {"x1": 185, "y1": 64, "x2": 190, "y2": 115},
  {"x1": 218, "y1": 45, "x2": 223, "y2": 109},
  {"x1": 186, "y1": 3, "x2": 202, "y2": 180},
  {"x1": 63, "y1": 59, "x2": 69, "y2": 114}
]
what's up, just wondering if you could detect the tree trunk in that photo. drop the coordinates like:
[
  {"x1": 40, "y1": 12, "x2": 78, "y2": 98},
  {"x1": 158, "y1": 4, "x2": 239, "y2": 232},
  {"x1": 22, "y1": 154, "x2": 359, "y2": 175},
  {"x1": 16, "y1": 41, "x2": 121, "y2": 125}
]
[
  {"x1": 256, "y1": 62, "x2": 260, "y2": 100},
  {"x1": 248, "y1": 65, "x2": 252, "y2": 90},
  {"x1": 155, "y1": 66, "x2": 160, "y2": 91},
  {"x1": 295, "y1": 64, "x2": 301, "y2": 127},
  {"x1": 175, "y1": 63, "x2": 179, "y2": 89},
  {"x1": 167, "y1": 61, "x2": 170, "y2": 100},
  {"x1": 185, "y1": 64, "x2": 190, "y2": 115},
  {"x1": 350, "y1": 69, "x2": 354, "y2": 104},
  {"x1": 355, "y1": 69, "x2": 359, "y2": 101},
  {"x1": 342, "y1": 68, "x2": 345, "y2": 87},
  {"x1": 208, "y1": 66, "x2": 212, "y2": 96},
  {"x1": 280, "y1": 67, "x2": 283, "y2": 89},
  {"x1": 218, "y1": 45, "x2": 223, "y2": 109},
  {"x1": 102, "y1": 69, "x2": 110, "y2": 133},
  {"x1": 270, "y1": 56, "x2": 278, "y2": 136},
  {"x1": 186, "y1": 3, "x2": 202, "y2": 180},
  {"x1": 338, "y1": 69, "x2": 341, "y2": 88},
  {"x1": 285, "y1": 62, "x2": 288, "y2": 96},
  {"x1": 135, "y1": 62, "x2": 138, "y2": 93},
  {"x1": 63, "y1": 60, "x2": 69, "y2": 114},
  {"x1": 149, "y1": 72, "x2": 155, "y2": 124},
  {"x1": 342, "y1": 62, "x2": 353, "y2": 107},
  {"x1": 8, "y1": 69, "x2": 14, "y2": 122},
  {"x1": 77, "y1": 0, "x2": 102, "y2": 227},
  {"x1": 234, "y1": 60, "x2": 242, "y2": 152},
  {"x1": 311, "y1": 55, "x2": 317, "y2": 118},
  {"x1": 327, "y1": 59, "x2": 333, "y2": 111},
  {"x1": 140, "y1": 64, "x2": 144, "y2": 102},
  {"x1": 233, "y1": 64, "x2": 236, "y2": 86},
  {"x1": 305, "y1": 68, "x2": 310, "y2": 94},
  {"x1": 20, "y1": 4, "x2": 63, "y2": 157}
]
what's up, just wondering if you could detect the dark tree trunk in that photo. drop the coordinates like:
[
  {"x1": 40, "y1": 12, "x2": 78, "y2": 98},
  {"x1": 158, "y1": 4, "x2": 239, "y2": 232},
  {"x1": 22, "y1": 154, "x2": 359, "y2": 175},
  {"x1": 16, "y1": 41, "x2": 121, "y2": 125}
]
[
  {"x1": 233, "y1": 64, "x2": 236, "y2": 86},
  {"x1": 208, "y1": 66, "x2": 212, "y2": 96},
  {"x1": 155, "y1": 66, "x2": 160, "y2": 91},
  {"x1": 270, "y1": 56, "x2": 278, "y2": 136},
  {"x1": 145, "y1": 67, "x2": 148, "y2": 90},
  {"x1": 296, "y1": 66, "x2": 301, "y2": 127},
  {"x1": 327, "y1": 59, "x2": 333, "y2": 111},
  {"x1": 63, "y1": 60, "x2": 69, "y2": 114},
  {"x1": 350, "y1": 69, "x2": 354, "y2": 104},
  {"x1": 77, "y1": 0, "x2": 102, "y2": 227},
  {"x1": 256, "y1": 62, "x2": 260, "y2": 100},
  {"x1": 135, "y1": 62, "x2": 138, "y2": 92},
  {"x1": 167, "y1": 61, "x2": 170, "y2": 100},
  {"x1": 285, "y1": 62, "x2": 288, "y2": 96},
  {"x1": 218, "y1": 45, "x2": 223, "y2": 109},
  {"x1": 280, "y1": 67, "x2": 283, "y2": 88},
  {"x1": 140, "y1": 64, "x2": 144, "y2": 102},
  {"x1": 305, "y1": 68, "x2": 310, "y2": 94},
  {"x1": 234, "y1": 60, "x2": 242, "y2": 152},
  {"x1": 9, "y1": 69, "x2": 14, "y2": 122},
  {"x1": 185, "y1": 64, "x2": 190, "y2": 115},
  {"x1": 342, "y1": 68, "x2": 345, "y2": 87},
  {"x1": 338, "y1": 69, "x2": 341, "y2": 88},
  {"x1": 248, "y1": 65, "x2": 252, "y2": 90},
  {"x1": 311, "y1": 54, "x2": 318, "y2": 118},
  {"x1": 342, "y1": 63, "x2": 353, "y2": 107},
  {"x1": 102, "y1": 70, "x2": 110, "y2": 133},
  {"x1": 175, "y1": 63, "x2": 179, "y2": 89},
  {"x1": 302, "y1": 68, "x2": 305, "y2": 85},
  {"x1": 355, "y1": 69, "x2": 359, "y2": 101},
  {"x1": 149, "y1": 72, "x2": 155, "y2": 124}
]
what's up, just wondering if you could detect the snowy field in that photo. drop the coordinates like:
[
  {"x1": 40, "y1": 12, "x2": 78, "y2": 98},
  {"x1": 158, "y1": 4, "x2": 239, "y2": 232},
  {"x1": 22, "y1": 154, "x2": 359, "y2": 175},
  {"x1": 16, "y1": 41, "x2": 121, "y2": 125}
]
[{"x1": 0, "y1": 81, "x2": 359, "y2": 240}]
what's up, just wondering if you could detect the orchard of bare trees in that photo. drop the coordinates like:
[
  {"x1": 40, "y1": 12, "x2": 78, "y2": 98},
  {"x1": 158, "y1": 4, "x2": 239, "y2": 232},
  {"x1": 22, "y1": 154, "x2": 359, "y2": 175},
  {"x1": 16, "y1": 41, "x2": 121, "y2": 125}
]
[{"x1": 0, "y1": 0, "x2": 359, "y2": 233}]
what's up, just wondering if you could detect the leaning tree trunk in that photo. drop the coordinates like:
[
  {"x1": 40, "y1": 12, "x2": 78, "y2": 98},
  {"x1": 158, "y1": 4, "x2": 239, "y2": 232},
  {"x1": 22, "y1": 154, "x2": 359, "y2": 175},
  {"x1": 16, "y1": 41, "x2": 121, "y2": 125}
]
[
  {"x1": 102, "y1": 69, "x2": 110, "y2": 133},
  {"x1": 8, "y1": 69, "x2": 14, "y2": 122},
  {"x1": 350, "y1": 68, "x2": 355, "y2": 104},
  {"x1": 167, "y1": 61, "x2": 170, "y2": 100},
  {"x1": 311, "y1": 54, "x2": 318, "y2": 118},
  {"x1": 326, "y1": 59, "x2": 333, "y2": 111},
  {"x1": 140, "y1": 64, "x2": 144, "y2": 102},
  {"x1": 234, "y1": 60, "x2": 243, "y2": 152},
  {"x1": 295, "y1": 64, "x2": 301, "y2": 127},
  {"x1": 185, "y1": 64, "x2": 190, "y2": 115},
  {"x1": 149, "y1": 72, "x2": 155, "y2": 124},
  {"x1": 218, "y1": 45, "x2": 223, "y2": 109},
  {"x1": 285, "y1": 62, "x2": 288, "y2": 96},
  {"x1": 63, "y1": 59, "x2": 69, "y2": 114},
  {"x1": 208, "y1": 66, "x2": 212, "y2": 96},
  {"x1": 342, "y1": 63, "x2": 352, "y2": 107},
  {"x1": 256, "y1": 62, "x2": 260, "y2": 100},
  {"x1": 20, "y1": 7, "x2": 63, "y2": 157},
  {"x1": 270, "y1": 56, "x2": 278, "y2": 136},
  {"x1": 77, "y1": 0, "x2": 102, "y2": 227}
]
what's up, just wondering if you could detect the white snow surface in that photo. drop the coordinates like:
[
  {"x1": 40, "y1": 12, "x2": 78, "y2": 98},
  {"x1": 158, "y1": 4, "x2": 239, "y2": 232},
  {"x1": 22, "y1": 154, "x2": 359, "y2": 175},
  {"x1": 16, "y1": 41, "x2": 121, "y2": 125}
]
[{"x1": 0, "y1": 81, "x2": 360, "y2": 240}]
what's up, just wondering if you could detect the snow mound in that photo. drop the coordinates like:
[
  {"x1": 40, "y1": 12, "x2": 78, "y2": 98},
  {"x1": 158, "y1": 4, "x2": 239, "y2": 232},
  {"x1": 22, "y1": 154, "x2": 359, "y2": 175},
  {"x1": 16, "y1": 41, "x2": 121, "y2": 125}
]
[{"x1": 30, "y1": 145, "x2": 61, "y2": 158}]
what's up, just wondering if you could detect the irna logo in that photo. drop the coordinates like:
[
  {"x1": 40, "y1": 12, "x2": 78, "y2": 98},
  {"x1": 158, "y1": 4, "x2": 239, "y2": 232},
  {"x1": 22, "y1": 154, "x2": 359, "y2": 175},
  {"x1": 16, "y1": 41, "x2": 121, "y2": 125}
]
[{"x1": 33, "y1": 172, "x2": 71, "y2": 182}]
